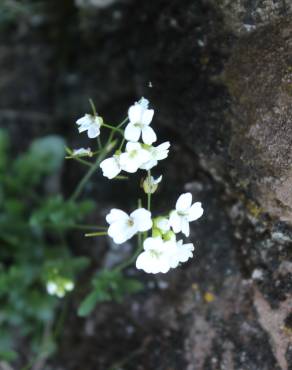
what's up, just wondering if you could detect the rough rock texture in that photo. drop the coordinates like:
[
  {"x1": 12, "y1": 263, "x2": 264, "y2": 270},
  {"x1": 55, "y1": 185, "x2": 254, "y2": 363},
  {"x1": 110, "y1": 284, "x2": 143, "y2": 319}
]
[
  {"x1": 225, "y1": 17, "x2": 292, "y2": 224},
  {"x1": 1, "y1": 0, "x2": 292, "y2": 369},
  {"x1": 208, "y1": 0, "x2": 292, "y2": 35}
]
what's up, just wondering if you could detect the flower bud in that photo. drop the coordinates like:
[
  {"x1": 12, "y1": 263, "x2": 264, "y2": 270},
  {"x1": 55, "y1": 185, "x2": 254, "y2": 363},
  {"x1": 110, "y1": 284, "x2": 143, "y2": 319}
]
[{"x1": 142, "y1": 175, "x2": 162, "y2": 194}]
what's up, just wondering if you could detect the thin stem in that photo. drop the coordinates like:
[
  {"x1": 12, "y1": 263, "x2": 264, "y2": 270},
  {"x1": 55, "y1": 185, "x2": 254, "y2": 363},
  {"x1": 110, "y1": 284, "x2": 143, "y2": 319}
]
[
  {"x1": 113, "y1": 175, "x2": 128, "y2": 180},
  {"x1": 147, "y1": 170, "x2": 151, "y2": 211},
  {"x1": 117, "y1": 117, "x2": 128, "y2": 128},
  {"x1": 70, "y1": 141, "x2": 116, "y2": 202},
  {"x1": 89, "y1": 98, "x2": 97, "y2": 116},
  {"x1": 118, "y1": 137, "x2": 126, "y2": 151},
  {"x1": 85, "y1": 231, "x2": 107, "y2": 237},
  {"x1": 68, "y1": 156, "x2": 92, "y2": 167},
  {"x1": 101, "y1": 122, "x2": 124, "y2": 135},
  {"x1": 114, "y1": 237, "x2": 143, "y2": 271},
  {"x1": 97, "y1": 136, "x2": 102, "y2": 150}
]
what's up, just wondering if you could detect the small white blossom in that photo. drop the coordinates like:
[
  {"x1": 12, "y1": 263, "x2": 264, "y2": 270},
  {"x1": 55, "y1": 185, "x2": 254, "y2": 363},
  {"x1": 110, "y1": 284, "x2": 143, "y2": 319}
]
[
  {"x1": 169, "y1": 193, "x2": 203, "y2": 237},
  {"x1": 142, "y1": 175, "x2": 162, "y2": 194},
  {"x1": 119, "y1": 142, "x2": 150, "y2": 173},
  {"x1": 72, "y1": 147, "x2": 93, "y2": 157},
  {"x1": 46, "y1": 279, "x2": 74, "y2": 298},
  {"x1": 155, "y1": 217, "x2": 170, "y2": 233},
  {"x1": 106, "y1": 208, "x2": 152, "y2": 244},
  {"x1": 76, "y1": 114, "x2": 102, "y2": 138},
  {"x1": 136, "y1": 237, "x2": 172, "y2": 274},
  {"x1": 47, "y1": 281, "x2": 58, "y2": 296},
  {"x1": 125, "y1": 99, "x2": 156, "y2": 145},
  {"x1": 168, "y1": 240, "x2": 195, "y2": 268},
  {"x1": 140, "y1": 141, "x2": 170, "y2": 170},
  {"x1": 100, "y1": 154, "x2": 122, "y2": 179}
]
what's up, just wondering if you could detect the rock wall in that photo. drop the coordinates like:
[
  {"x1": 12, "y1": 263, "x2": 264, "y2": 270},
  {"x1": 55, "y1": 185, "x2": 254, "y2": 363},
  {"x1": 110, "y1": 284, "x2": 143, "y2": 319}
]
[{"x1": 1, "y1": 0, "x2": 292, "y2": 369}]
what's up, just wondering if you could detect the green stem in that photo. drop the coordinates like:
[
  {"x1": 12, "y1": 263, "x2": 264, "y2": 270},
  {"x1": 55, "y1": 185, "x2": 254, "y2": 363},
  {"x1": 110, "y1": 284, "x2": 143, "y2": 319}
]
[
  {"x1": 89, "y1": 98, "x2": 97, "y2": 116},
  {"x1": 70, "y1": 141, "x2": 116, "y2": 202},
  {"x1": 147, "y1": 170, "x2": 151, "y2": 211},
  {"x1": 118, "y1": 137, "x2": 126, "y2": 151},
  {"x1": 69, "y1": 157, "x2": 92, "y2": 167},
  {"x1": 114, "y1": 236, "x2": 143, "y2": 271},
  {"x1": 97, "y1": 136, "x2": 102, "y2": 150},
  {"x1": 85, "y1": 231, "x2": 108, "y2": 237},
  {"x1": 117, "y1": 117, "x2": 128, "y2": 128},
  {"x1": 101, "y1": 122, "x2": 124, "y2": 135}
]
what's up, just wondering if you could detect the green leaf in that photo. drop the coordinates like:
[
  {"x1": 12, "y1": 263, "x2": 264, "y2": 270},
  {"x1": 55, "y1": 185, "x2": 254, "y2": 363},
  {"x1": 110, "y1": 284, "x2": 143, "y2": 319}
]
[
  {"x1": 0, "y1": 349, "x2": 17, "y2": 361},
  {"x1": 78, "y1": 270, "x2": 143, "y2": 316},
  {"x1": 78, "y1": 290, "x2": 111, "y2": 317},
  {"x1": 29, "y1": 135, "x2": 65, "y2": 173}
]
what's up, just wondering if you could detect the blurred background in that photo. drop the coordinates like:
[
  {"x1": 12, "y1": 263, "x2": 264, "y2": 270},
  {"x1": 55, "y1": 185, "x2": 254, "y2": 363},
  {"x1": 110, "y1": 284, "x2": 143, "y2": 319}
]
[{"x1": 1, "y1": 0, "x2": 292, "y2": 369}]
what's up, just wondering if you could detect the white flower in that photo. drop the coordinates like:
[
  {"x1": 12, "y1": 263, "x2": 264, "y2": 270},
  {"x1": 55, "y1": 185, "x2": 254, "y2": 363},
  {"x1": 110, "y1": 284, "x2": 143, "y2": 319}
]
[
  {"x1": 125, "y1": 99, "x2": 156, "y2": 144},
  {"x1": 64, "y1": 281, "x2": 74, "y2": 291},
  {"x1": 119, "y1": 142, "x2": 150, "y2": 173},
  {"x1": 76, "y1": 114, "x2": 102, "y2": 138},
  {"x1": 140, "y1": 141, "x2": 170, "y2": 170},
  {"x1": 136, "y1": 237, "x2": 172, "y2": 274},
  {"x1": 47, "y1": 281, "x2": 58, "y2": 296},
  {"x1": 46, "y1": 279, "x2": 74, "y2": 298},
  {"x1": 72, "y1": 147, "x2": 93, "y2": 157},
  {"x1": 155, "y1": 217, "x2": 170, "y2": 233},
  {"x1": 167, "y1": 240, "x2": 194, "y2": 268},
  {"x1": 169, "y1": 193, "x2": 203, "y2": 237},
  {"x1": 106, "y1": 208, "x2": 152, "y2": 244},
  {"x1": 142, "y1": 175, "x2": 162, "y2": 194},
  {"x1": 100, "y1": 154, "x2": 122, "y2": 179}
]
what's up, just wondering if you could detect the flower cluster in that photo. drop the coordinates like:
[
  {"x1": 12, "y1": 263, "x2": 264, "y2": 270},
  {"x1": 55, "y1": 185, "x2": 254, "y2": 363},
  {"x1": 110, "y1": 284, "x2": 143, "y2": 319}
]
[
  {"x1": 100, "y1": 99, "x2": 170, "y2": 179},
  {"x1": 105, "y1": 192, "x2": 203, "y2": 273},
  {"x1": 74, "y1": 97, "x2": 204, "y2": 274},
  {"x1": 46, "y1": 278, "x2": 74, "y2": 298}
]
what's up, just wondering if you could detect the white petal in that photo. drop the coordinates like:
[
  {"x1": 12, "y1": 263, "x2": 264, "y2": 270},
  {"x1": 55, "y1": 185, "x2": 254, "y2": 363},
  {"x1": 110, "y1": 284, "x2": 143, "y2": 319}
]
[
  {"x1": 100, "y1": 157, "x2": 121, "y2": 179},
  {"x1": 76, "y1": 114, "x2": 91, "y2": 127},
  {"x1": 134, "y1": 148, "x2": 151, "y2": 166},
  {"x1": 177, "y1": 241, "x2": 194, "y2": 263},
  {"x1": 176, "y1": 193, "x2": 192, "y2": 212},
  {"x1": 139, "y1": 159, "x2": 157, "y2": 170},
  {"x1": 119, "y1": 153, "x2": 139, "y2": 173},
  {"x1": 156, "y1": 218, "x2": 170, "y2": 232},
  {"x1": 47, "y1": 282, "x2": 57, "y2": 295},
  {"x1": 153, "y1": 142, "x2": 170, "y2": 160},
  {"x1": 141, "y1": 109, "x2": 154, "y2": 125},
  {"x1": 106, "y1": 209, "x2": 129, "y2": 224},
  {"x1": 87, "y1": 124, "x2": 100, "y2": 138},
  {"x1": 125, "y1": 141, "x2": 142, "y2": 152},
  {"x1": 131, "y1": 208, "x2": 152, "y2": 232},
  {"x1": 169, "y1": 211, "x2": 182, "y2": 234},
  {"x1": 157, "y1": 256, "x2": 171, "y2": 273},
  {"x1": 136, "y1": 251, "x2": 170, "y2": 274},
  {"x1": 136, "y1": 251, "x2": 153, "y2": 272},
  {"x1": 188, "y1": 202, "x2": 204, "y2": 222},
  {"x1": 108, "y1": 221, "x2": 136, "y2": 244},
  {"x1": 124, "y1": 123, "x2": 141, "y2": 142},
  {"x1": 128, "y1": 105, "x2": 143, "y2": 123},
  {"x1": 143, "y1": 236, "x2": 163, "y2": 251},
  {"x1": 164, "y1": 240, "x2": 180, "y2": 268},
  {"x1": 181, "y1": 219, "x2": 190, "y2": 237},
  {"x1": 141, "y1": 125, "x2": 157, "y2": 144}
]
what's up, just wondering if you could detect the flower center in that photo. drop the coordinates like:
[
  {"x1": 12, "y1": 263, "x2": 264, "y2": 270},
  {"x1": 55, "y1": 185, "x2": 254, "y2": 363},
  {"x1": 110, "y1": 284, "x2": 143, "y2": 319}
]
[
  {"x1": 127, "y1": 218, "x2": 134, "y2": 227},
  {"x1": 129, "y1": 150, "x2": 138, "y2": 158},
  {"x1": 149, "y1": 249, "x2": 162, "y2": 258},
  {"x1": 134, "y1": 122, "x2": 142, "y2": 128},
  {"x1": 178, "y1": 211, "x2": 188, "y2": 217}
]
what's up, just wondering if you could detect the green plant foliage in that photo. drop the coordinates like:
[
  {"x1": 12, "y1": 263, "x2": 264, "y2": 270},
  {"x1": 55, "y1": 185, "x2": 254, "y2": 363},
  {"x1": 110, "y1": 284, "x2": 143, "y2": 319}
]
[
  {"x1": 78, "y1": 270, "x2": 143, "y2": 317},
  {"x1": 0, "y1": 129, "x2": 93, "y2": 363}
]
